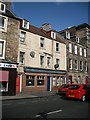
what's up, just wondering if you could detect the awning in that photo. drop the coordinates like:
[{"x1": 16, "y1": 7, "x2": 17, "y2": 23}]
[{"x1": 0, "y1": 71, "x2": 9, "y2": 82}]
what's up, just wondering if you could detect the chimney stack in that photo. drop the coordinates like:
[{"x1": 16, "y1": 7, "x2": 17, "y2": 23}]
[{"x1": 42, "y1": 23, "x2": 52, "y2": 31}]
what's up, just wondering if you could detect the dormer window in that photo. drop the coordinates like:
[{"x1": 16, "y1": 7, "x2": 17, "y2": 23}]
[
  {"x1": 0, "y1": 2, "x2": 6, "y2": 13},
  {"x1": 22, "y1": 20, "x2": 29, "y2": 29},
  {"x1": 51, "y1": 31, "x2": 56, "y2": 39},
  {"x1": 76, "y1": 36, "x2": 80, "y2": 43},
  {"x1": 66, "y1": 31, "x2": 70, "y2": 39}
]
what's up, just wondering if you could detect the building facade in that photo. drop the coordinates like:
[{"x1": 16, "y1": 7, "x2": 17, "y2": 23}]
[
  {"x1": 0, "y1": 1, "x2": 19, "y2": 95},
  {"x1": 1, "y1": 1, "x2": 90, "y2": 95},
  {"x1": 17, "y1": 22, "x2": 67, "y2": 93},
  {"x1": 60, "y1": 23, "x2": 90, "y2": 84}
]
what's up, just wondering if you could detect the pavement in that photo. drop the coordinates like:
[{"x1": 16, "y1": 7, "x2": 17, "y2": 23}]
[{"x1": 0, "y1": 90, "x2": 57, "y2": 101}]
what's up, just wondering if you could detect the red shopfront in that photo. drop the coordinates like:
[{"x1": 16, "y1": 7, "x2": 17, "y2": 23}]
[{"x1": 0, "y1": 62, "x2": 17, "y2": 96}]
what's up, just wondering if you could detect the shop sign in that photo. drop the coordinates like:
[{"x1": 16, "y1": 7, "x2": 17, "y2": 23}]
[
  {"x1": 24, "y1": 67, "x2": 66, "y2": 74},
  {"x1": 0, "y1": 63, "x2": 17, "y2": 68}
]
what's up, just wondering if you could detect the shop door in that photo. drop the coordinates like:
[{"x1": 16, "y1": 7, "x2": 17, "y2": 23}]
[
  {"x1": 16, "y1": 75, "x2": 20, "y2": 93},
  {"x1": 47, "y1": 76, "x2": 50, "y2": 91}
]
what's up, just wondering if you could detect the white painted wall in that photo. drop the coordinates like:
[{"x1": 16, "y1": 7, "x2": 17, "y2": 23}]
[{"x1": 18, "y1": 29, "x2": 66, "y2": 71}]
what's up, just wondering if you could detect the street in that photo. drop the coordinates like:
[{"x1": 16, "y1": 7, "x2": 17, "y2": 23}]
[{"x1": 2, "y1": 95, "x2": 89, "y2": 119}]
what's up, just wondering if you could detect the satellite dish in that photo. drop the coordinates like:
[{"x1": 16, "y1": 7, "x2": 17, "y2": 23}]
[{"x1": 30, "y1": 51, "x2": 35, "y2": 58}]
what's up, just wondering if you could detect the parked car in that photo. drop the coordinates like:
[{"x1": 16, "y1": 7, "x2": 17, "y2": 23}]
[
  {"x1": 57, "y1": 84, "x2": 71, "y2": 95},
  {"x1": 66, "y1": 84, "x2": 90, "y2": 102}
]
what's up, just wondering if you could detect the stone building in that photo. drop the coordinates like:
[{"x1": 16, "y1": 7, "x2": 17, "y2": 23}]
[
  {"x1": 16, "y1": 22, "x2": 67, "y2": 93},
  {"x1": 59, "y1": 23, "x2": 90, "y2": 84},
  {"x1": 0, "y1": 1, "x2": 20, "y2": 95}
]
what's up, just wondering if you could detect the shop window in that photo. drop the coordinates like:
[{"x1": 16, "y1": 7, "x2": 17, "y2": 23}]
[
  {"x1": 37, "y1": 76, "x2": 44, "y2": 86},
  {"x1": 53, "y1": 77, "x2": 57, "y2": 86},
  {"x1": 0, "y1": 82, "x2": 8, "y2": 92},
  {"x1": 26, "y1": 75, "x2": 35, "y2": 86},
  {"x1": 56, "y1": 76, "x2": 61, "y2": 86}
]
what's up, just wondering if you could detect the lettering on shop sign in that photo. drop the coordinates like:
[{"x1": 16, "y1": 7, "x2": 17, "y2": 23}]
[{"x1": 0, "y1": 63, "x2": 17, "y2": 68}]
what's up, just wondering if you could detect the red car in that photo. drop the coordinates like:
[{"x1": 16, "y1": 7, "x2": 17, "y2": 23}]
[
  {"x1": 57, "y1": 84, "x2": 71, "y2": 95},
  {"x1": 66, "y1": 84, "x2": 90, "y2": 101}
]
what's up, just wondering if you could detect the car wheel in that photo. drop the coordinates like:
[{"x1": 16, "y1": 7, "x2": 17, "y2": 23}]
[{"x1": 82, "y1": 95, "x2": 86, "y2": 102}]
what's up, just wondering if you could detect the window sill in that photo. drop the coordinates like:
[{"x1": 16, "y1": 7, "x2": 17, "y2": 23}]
[
  {"x1": 26, "y1": 86, "x2": 35, "y2": 87},
  {"x1": 37, "y1": 85, "x2": 45, "y2": 87}
]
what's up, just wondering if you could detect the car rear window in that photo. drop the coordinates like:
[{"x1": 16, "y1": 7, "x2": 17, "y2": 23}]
[
  {"x1": 61, "y1": 84, "x2": 69, "y2": 88},
  {"x1": 69, "y1": 85, "x2": 80, "y2": 90}
]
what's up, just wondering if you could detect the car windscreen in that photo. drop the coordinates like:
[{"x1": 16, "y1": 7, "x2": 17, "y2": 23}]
[
  {"x1": 83, "y1": 85, "x2": 90, "y2": 90},
  {"x1": 69, "y1": 85, "x2": 80, "y2": 90}
]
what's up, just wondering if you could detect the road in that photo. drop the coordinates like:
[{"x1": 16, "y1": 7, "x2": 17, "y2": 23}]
[{"x1": 2, "y1": 95, "x2": 89, "y2": 119}]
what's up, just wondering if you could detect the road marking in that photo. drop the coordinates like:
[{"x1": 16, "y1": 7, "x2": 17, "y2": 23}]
[
  {"x1": 47, "y1": 109, "x2": 62, "y2": 115},
  {"x1": 35, "y1": 109, "x2": 62, "y2": 117}
]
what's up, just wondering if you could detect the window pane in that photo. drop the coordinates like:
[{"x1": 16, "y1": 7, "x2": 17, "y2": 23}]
[
  {"x1": 0, "y1": 82, "x2": 8, "y2": 92},
  {"x1": 0, "y1": 17, "x2": 4, "y2": 28},
  {"x1": 69, "y1": 43, "x2": 72, "y2": 53},
  {"x1": 56, "y1": 59, "x2": 59, "y2": 64},
  {"x1": 84, "y1": 49, "x2": 86, "y2": 57},
  {"x1": 80, "y1": 47, "x2": 82, "y2": 56},
  {"x1": 20, "y1": 31, "x2": 26, "y2": 42},
  {"x1": 47, "y1": 57, "x2": 51, "y2": 66},
  {"x1": 40, "y1": 38, "x2": 44, "y2": 48},
  {"x1": 40, "y1": 56, "x2": 44, "y2": 66},
  {"x1": 75, "y1": 45, "x2": 77, "y2": 54},
  {"x1": 37, "y1": 76, "x2": 44, "y2": 85},
  {"x1": 1, "y1": 4, "x2": 4, "y2": 11},
  {"x1": 75, "y1": 60, "x2": 78, "y2": 70},
  {"x1": 20, "y1": 52, "x2": 25, "y2": 64},
  {"x1": 0, "y1": 41, "x2": 3, "y2": 57},
  {"x1": 26, "y1": 75, "x2": 35, "y2": 86},
  {"x1": 56, "y1": 43, "x2": 59, "y2": 51},
  {"x1": 80, "y1": 61, "x2": 83, "y2": 70},
  {"x1": 69, "y1": 59, "x2": 72, "y2": 69}
]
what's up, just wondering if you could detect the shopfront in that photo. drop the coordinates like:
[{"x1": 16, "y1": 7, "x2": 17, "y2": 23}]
[
  {"x1": 0, "y1": 62, "x2": 17, "y2": 95},
  {"x1": 20, "y1": 67, "x2": 66, "y2": 93}
]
